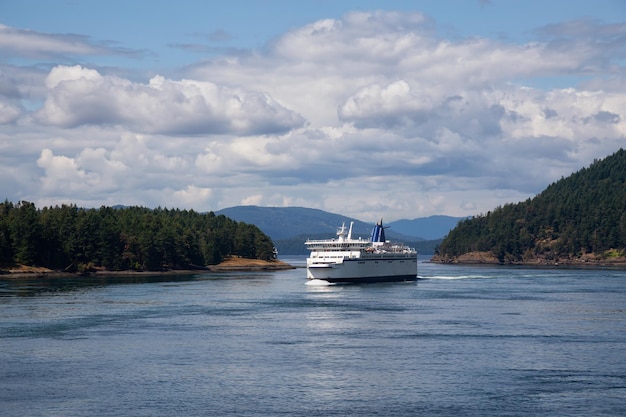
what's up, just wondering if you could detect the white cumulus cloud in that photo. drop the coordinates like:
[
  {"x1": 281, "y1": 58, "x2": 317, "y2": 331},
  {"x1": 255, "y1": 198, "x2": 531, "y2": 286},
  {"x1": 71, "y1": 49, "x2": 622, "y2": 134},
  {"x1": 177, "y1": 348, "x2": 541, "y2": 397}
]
[
  {"x1": 2, "y1": 10, "x2": 626, "y2": 221},
  {"x1": 34, "y1": 65, "x2": 305, "y2": 135}
]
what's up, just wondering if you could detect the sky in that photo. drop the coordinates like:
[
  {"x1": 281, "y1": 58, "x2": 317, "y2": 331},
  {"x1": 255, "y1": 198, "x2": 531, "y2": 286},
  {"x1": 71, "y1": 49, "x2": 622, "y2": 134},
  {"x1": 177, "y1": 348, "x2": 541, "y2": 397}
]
[{"x1": 1, "y1": 0, "x2": 625, "y2": 222}]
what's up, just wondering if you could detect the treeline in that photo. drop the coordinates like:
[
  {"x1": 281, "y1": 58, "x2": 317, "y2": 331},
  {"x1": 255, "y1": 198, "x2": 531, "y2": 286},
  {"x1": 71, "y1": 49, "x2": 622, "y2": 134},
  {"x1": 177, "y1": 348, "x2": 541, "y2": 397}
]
[
  {"x1": 437, "y1": 148, "x2": 626, "y2": 262},
  {"x1": 0, "y1": 202, "x2": 276, "y2": 271}
]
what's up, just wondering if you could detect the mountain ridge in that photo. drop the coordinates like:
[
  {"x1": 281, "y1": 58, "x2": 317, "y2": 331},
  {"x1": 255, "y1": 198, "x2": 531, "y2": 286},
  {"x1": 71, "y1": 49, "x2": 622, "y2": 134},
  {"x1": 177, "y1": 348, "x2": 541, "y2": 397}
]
[{"x1": 215, "y1": 206, "x2": 462, "y2": 241}]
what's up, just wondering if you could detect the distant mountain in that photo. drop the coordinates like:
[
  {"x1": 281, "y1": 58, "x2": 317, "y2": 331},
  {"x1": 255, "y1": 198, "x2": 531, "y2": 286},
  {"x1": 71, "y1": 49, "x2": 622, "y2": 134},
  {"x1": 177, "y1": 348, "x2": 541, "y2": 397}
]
[
  {"x1": 215, "y1": 206, "x2": 458, "y2": 256},
  {"x1": 216, "y1": 206, "x2": 458, "y2": 240},
  {"x1": 216, "y1": 206, "x2": 376, "y2": 240},
  {"x1": 389, "y1": 215, "x2": 465, "y2": 240}
]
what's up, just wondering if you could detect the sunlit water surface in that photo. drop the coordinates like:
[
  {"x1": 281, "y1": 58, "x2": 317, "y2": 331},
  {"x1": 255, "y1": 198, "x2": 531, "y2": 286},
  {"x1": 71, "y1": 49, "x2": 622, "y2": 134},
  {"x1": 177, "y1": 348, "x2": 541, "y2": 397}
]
[{"x1": 2, "y1": 256, "x2": 625, "y2": 416}]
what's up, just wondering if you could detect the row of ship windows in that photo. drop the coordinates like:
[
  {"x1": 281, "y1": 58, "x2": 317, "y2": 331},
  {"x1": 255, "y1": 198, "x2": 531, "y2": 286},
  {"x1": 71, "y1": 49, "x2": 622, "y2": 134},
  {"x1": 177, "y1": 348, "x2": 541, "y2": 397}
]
[
  {"x1": 358, "y1": 260, "x2": 407, "y2": 264},
  {"x1": 308, "y1": 244, "x2": 367, "y2": 248},
  {"x1": 313, "y1": 257, "x2": 416, "y2": 263}
]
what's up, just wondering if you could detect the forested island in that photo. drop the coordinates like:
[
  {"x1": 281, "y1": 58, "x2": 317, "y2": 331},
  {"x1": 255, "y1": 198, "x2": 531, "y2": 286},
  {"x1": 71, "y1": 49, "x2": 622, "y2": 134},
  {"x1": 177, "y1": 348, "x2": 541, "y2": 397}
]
[
  {"x1": 0, "y1": 203, "x2": 290, "y2": 276},
  {"x1": 433, "y1": 148, "x2": 626, "y2": 266}
]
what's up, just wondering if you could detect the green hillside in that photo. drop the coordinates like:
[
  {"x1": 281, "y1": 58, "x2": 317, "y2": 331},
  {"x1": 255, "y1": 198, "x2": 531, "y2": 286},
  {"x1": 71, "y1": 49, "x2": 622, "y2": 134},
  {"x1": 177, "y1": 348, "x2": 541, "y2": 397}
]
[{"x1": 434, "y1": 148, "x2": 626, "y2": 265}]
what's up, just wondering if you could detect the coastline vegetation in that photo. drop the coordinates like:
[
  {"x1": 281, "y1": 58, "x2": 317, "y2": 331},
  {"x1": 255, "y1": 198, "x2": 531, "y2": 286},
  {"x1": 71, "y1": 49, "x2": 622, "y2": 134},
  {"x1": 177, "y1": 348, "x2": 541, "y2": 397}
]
[
  {"x1": 434, "y1": 148, "x2": 626, "y2": 265},
  {"x1": 0, "y1": 203, "x2": 276, "y2": 273}
]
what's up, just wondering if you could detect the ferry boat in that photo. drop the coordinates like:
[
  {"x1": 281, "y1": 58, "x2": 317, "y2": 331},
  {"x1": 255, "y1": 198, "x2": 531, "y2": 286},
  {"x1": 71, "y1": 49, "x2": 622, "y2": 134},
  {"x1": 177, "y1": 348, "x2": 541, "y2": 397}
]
[{"x1": 305, "y1": 220, "x2": 418, "y2": 283}]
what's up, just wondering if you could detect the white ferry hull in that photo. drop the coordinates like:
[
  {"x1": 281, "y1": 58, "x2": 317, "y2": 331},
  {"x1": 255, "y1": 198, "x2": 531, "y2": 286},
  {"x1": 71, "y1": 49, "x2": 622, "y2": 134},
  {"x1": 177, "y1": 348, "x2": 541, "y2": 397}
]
[{"x1": 306, "y1": 256, "x2": 418, "y2": 283}]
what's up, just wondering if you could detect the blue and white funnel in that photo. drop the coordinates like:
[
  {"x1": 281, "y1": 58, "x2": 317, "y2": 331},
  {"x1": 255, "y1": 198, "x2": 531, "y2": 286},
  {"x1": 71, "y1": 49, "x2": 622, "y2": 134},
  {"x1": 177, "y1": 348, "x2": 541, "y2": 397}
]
[{"x1": 370, "y1": 219, "x2": 387, "y2": 243}]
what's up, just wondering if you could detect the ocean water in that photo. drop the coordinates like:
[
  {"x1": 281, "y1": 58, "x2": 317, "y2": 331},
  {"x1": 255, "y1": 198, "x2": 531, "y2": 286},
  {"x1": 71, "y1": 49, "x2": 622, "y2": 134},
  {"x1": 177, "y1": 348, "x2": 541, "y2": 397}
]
[{"x1": 1, "y1": 256, "x2": 625, "y2": 416}]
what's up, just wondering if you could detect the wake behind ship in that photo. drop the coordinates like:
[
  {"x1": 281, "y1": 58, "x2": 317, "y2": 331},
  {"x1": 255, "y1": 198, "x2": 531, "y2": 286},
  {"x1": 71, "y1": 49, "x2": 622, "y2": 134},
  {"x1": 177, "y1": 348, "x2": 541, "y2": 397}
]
[{"x1": 305, "y1": 220, "x2": 418, "y2": 283}]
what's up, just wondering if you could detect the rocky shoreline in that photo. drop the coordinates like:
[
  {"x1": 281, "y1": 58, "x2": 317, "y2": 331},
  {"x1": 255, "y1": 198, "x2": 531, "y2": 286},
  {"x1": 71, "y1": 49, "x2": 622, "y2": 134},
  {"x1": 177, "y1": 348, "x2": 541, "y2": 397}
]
[
  {"x1": 430, "y1": 251, "x2": 626, "y2": 267},
  {"x1": 0, "y1": 257, "x2": 295, "y2": 279}
]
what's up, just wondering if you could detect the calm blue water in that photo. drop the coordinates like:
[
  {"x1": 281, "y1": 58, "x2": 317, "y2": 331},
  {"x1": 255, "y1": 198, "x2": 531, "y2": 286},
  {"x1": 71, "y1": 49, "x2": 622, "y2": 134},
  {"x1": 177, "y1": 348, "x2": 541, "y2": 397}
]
[{"x1": 1, "y1": 257, "x2": 625, "y2": 416}]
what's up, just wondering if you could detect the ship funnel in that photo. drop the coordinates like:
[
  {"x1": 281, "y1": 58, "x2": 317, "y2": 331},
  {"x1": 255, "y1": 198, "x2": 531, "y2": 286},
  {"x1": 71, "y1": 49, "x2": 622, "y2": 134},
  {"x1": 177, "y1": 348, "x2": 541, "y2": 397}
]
[{"x1": 370, "y1": 218, "x2": 386, "y2": 243}]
